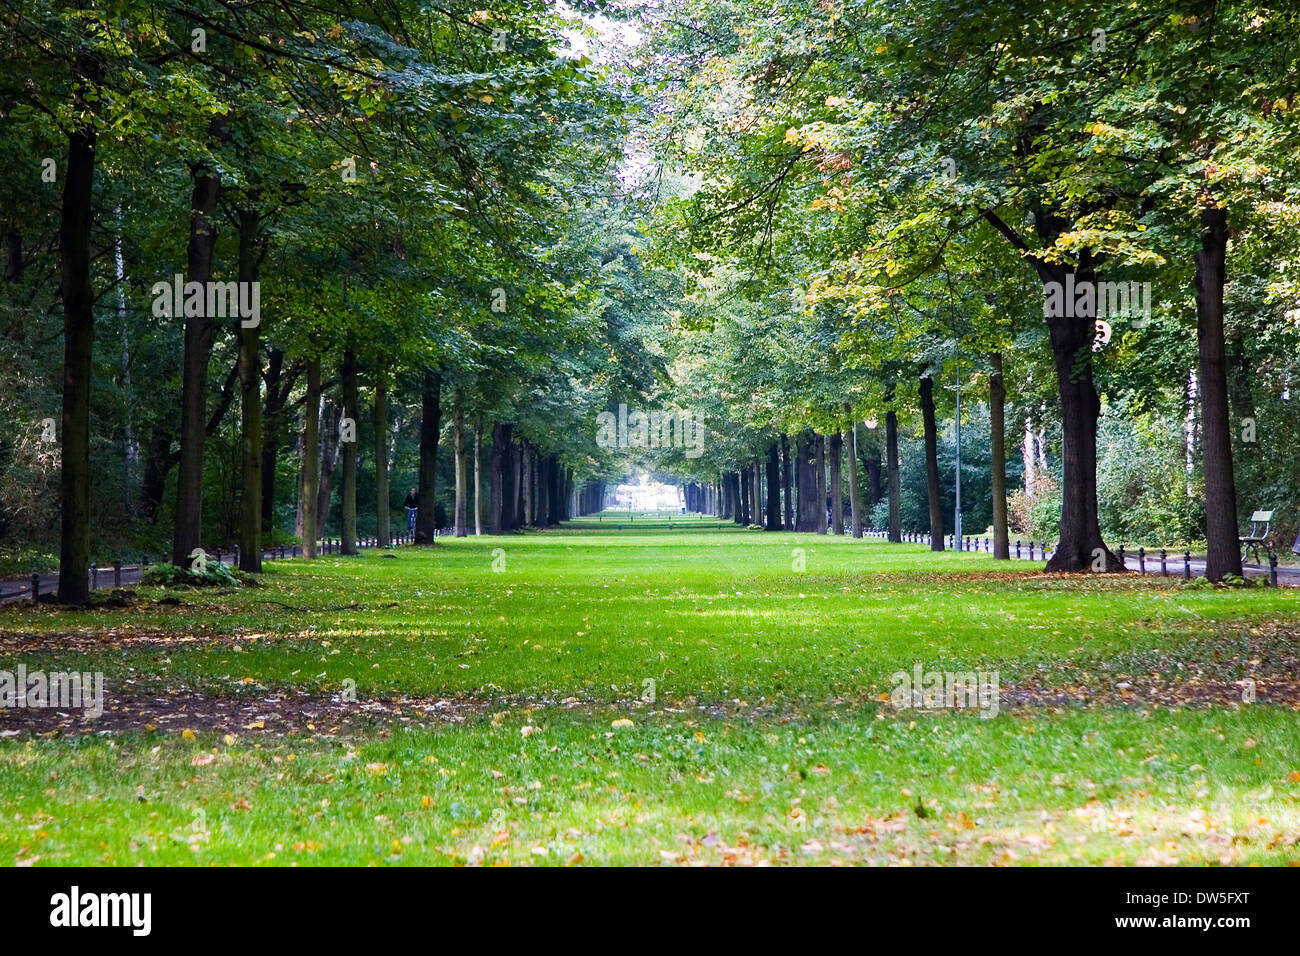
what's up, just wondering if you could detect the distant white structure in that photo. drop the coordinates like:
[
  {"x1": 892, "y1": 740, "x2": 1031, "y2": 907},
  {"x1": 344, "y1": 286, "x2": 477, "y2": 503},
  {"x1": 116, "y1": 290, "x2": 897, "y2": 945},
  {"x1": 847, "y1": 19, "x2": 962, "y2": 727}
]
[{"x1": 611, "y1": 479, "x2": 680, "y2": 512}]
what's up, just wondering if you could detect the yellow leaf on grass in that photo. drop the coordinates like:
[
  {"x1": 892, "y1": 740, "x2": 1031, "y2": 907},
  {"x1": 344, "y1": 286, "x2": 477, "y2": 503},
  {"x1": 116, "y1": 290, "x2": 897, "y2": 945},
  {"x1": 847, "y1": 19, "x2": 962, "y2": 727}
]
[{"x1": 611, "y1": 718, "x2": 634, "y2": 728}]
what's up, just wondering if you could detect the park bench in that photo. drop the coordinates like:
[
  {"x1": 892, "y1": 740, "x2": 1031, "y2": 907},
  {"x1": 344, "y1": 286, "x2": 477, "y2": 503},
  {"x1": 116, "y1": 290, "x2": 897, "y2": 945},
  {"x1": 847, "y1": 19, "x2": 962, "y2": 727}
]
[{"x1": 1240, "y1": 510, "x2": 1273, "y2": 565}]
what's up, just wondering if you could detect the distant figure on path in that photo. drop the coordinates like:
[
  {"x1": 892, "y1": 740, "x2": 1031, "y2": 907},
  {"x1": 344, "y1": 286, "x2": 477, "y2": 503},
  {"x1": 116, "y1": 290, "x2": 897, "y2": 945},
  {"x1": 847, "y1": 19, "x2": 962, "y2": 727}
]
[{"x1": 404, "y1": 487, "x2": 419, "y2": 532}]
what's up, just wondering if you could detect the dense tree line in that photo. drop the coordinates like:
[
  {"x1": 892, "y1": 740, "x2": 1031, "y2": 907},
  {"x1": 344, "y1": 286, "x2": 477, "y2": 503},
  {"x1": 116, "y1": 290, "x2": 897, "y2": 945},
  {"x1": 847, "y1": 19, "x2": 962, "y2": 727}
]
[
  {"x1": 635, "y1": 0, "x2": 1300, "y2": 579},
  {"x1": 3, "y1": 1, "x2": 1299, "y2": 598}
]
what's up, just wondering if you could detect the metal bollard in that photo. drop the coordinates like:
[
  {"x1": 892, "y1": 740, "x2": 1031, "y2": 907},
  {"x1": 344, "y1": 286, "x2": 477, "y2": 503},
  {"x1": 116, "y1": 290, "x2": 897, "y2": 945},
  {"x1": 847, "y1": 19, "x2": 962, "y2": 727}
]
[
  {"x1": 1160, "y1": 548, "x2": 1167, "y2": 576},
  {"x1": 1138, "y1": 547, "x2": 1145, "y2": 575},
  {"x1": 31, "y1": 572, "x2": 39, "y2": 599},
  {"x1": 1184, "y1": 549, "x2": 1192, "y2": 580},
  {"x1": 1269, "y1": 551, "x2": 1278, "y2": 587},
  {"x1": 113, "y1": 560, "x2": 122, "y2": 587},
  {"x1": 1119, "y1": 544, "x2": 1125, "y2": 569},
  {"x1": 1016, "y1": 540, "x2": 1021, "y2": 559},
  {"x1": 1029, "y1": 541, "x2": 1035, "y2": 560},
  {"x1": 90, "y1": 562, "x2": 98, "y2": 590}
]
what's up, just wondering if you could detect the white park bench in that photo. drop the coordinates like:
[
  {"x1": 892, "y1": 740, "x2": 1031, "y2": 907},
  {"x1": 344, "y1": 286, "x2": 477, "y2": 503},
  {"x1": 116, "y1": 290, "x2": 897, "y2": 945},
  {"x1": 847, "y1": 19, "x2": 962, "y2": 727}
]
[{"x1": 1240, "y1": 510, "x2": 1273, "y2": 565}]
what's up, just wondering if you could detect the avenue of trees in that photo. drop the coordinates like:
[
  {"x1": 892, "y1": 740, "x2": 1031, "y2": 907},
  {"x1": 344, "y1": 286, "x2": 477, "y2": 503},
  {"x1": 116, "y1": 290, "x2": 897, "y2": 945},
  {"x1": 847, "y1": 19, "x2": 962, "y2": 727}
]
[
  {"x1": 2, "y1": 0, "x2": 1299, "y2": 600},
  {"x1": 635, "y1": 0, "x2": 1300, "y2": 578}
]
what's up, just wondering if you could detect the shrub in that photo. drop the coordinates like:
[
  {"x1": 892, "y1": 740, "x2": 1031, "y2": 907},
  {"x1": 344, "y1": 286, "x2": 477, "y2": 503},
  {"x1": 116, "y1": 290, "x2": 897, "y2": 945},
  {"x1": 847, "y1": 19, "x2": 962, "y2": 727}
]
[{"x1": 141, "y1": 561, "x2": 257, "y2": 588}]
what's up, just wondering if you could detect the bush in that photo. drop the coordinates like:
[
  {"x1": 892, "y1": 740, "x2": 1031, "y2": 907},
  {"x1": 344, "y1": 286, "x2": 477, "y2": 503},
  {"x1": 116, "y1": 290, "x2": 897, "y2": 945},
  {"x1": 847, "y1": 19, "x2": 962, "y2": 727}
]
[
  {"x1": 141, "y1": 561, "x2": 257, "y2": 588},
  {"x1": 1009, "y1": 473, "x2": 1060, "y2": 541}
]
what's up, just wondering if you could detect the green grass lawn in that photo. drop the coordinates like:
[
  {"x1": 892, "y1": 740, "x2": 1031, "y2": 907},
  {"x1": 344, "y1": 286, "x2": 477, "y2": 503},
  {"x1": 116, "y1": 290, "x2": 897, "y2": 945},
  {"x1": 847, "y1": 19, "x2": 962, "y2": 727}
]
[{"x1": 2, "y1": 516, "x2": 1299, "y2": 865}]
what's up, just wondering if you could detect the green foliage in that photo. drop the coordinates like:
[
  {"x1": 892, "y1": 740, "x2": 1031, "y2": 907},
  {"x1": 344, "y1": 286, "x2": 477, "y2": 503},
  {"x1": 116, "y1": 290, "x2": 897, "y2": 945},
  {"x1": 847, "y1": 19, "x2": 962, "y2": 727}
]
[{"x1": 141, "y1": 561, "x2": 253, "y2": 589}]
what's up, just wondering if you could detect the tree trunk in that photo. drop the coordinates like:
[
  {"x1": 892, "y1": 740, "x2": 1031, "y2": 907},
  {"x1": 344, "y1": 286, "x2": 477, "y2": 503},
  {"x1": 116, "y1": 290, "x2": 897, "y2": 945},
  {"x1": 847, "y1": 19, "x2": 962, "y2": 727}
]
[
  {"x1": 316, "y1": 400, "x2": 341, "y2": 535},
  {"x1": 259, "y1": 348, "x2": 284, "y2": 535},
  {"x1": 846, "y1": 420, "x2": 863, "y2": 538},
  {"x1": 1196, "y1": 206, "x2": 1242, "y2": 580},
  {"x1": 340, "y1": 349, "x2": 358, "y2": 555},
  {"x1": 2, "y1": 229, "x2": 20, "y2": 282},
  {"x1": 765, "y1": 443, "x2": 781, "y2": 529},
  {"x1": 453, "y1": 400, "x2": 467, "y2": 536},
  {"x1": 294, "y1": 407, "x2": 305, "y2": 541},
  {"x1": 886, "y1": 410, "x2": 901, "y2": 542},
  {"x1": 548, "y1": 456, "x2": 563, "y2": 526},
  {"x1": 236, "y1": 209, "x2": 263, "y2": 573},
  {"x1": 56, "y1": 51, "x2": 100, "y2": 603},
  {"x1": 814, "y1": 434, "x2": 827, "y2": 533},
  {"x1": 532, "y1": 448, "x2": 546, "y2": 528},
  {"x1": 140, "y1": 426, "x2": 174, "y2": 522},
  {"x1": 490, "y1": 422, "x2": 515, "y2": 533},
  {"x1": 1040, "y1": 264, "x2": 1121, "y2": 571},
  {"x1": 416, "y1": 368, "x2": 440, "y2": 543},
  {"x1": 474, "y1": 418, "x2": 483, "y2": 534},
  {"x1": 171, "y1": 166, "x2": 221, "y2": 569},
  {"x1": 795, "y1": 434, "x2": 817, "y2": 531},
  {"x1": 989, "y1": 353, "x2": 1010, "y2": 559},
  {"x1": 866, "y1": 446, "x2": 882, "y2": 509},
  {"x1": 513, "y1": 438, "x2": 524, "y2": 530},
  {"x1": 781, "y1": 435, "x2": 793, "y2": 530},
  {"x1": 743, "y1": 463, "x2": 754, "y2": 522},
  {"x1": 522, "y1": 441, "x2": 533, "y2": 527},
  {"x1": 919, "y1": 375, "x2": 945, "y2": 551},
  {"x1": 829, "y1": 432, "x2": 843, "y2": 535},
  {"x1": 301, "y1": 359, "x2": 320, "y2": 558},
  {"x1": 373, "y1": 375, "x2": 390, "y2": 547}
]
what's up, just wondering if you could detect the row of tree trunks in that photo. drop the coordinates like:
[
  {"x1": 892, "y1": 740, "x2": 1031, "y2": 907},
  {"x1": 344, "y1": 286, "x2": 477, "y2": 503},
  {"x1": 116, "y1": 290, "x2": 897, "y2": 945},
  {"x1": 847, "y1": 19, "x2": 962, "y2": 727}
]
[
  {"x1": 684, "y1": 482, "x2": 713, "y2": 513},
  {"x1": 575, "y1": 481, "x2": 606, "y2": 515}
]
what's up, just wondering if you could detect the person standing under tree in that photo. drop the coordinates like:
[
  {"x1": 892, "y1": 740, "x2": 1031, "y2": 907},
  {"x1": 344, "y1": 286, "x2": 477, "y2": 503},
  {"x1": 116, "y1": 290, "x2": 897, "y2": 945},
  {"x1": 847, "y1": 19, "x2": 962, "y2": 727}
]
[{"x1": 404, "y1": 487, "x2": 419, "y2": 533}]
